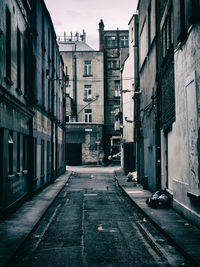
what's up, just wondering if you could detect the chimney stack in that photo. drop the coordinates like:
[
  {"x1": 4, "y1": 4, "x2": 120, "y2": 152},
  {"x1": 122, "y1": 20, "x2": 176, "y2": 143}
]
[
  {"x1": 82, "y1": 29, "x2": 86, "y2": 42},
  {"x1": 99, "y1": 19, "x2": 104, "y2": 51}
]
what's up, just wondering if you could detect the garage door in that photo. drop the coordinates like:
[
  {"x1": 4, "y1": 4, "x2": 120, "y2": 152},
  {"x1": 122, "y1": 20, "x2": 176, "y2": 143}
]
[{"x1": 66, "y1": 143, "x2": 82, "y2": 166}]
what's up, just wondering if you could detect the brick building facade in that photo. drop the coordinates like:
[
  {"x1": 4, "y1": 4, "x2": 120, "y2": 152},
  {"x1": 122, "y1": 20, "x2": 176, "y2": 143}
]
[{"x1": 98, "y1": 20, "x2": 129, "y2": 161}]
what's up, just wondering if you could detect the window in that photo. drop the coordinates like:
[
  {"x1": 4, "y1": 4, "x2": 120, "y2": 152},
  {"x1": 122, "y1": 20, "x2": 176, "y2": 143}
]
[
  {"x1": 17, "y1": 133, "x2": 20, "y2": 172},
  {"x1": 8, "y1": 131, "x2": 13, "y2": 174},
  {"x1": 48, "y1": 79, "x2": 51, "y2": 111},
  {"x1": 41, "y1": 139, "x2": 44, "y2": 178},
  {"x1": 24, "y1": 41, "x2": 28, "y2": 95},
  {"x1": 85, "y1": 109, "x2": 92, "y2": 122},
  {"x1": 23, "y1": 135, "x2": 27, "y2": 170},
  {"x1": 107, "y1": 60, "x2": 119, "y2": 69},
  {"x1": 6, "y1": 7, "x2": 11, "y2": 80},
  {"x1": 42, "y1": 69, "x2": 45, "y2": 107},
  {"x1": 180, "y1": 0, "x2": 186, "y2": 32},
  {"x1": 34, "y1": 138, "x2": 37, "y2": 178},
  {"x1": 162, "y1": 7, "x2": 173, "y2": 58},
  {"x1": 107, "y1": 61, "x2": 112, "y2": 69},
  {"x1": 84, "y1": 85, "x2": 92, "y2": 100},
  {"x1": 113, "y1": 61, "x2": 117, "y2": 69},
  {"x1": 131, "y1": 27, "x2": 134, "y2": 43},
  {"x1": 48, "y1": 28, "x2": 50, "y2": 58},
  {"x1": 106, "y1": 36, "x2": 116, "y2": 48},
  {"x1": 90, "y1": 133, "x2": 97, "y2": 150},
  {"x1": 120, "y1": 36, "x2": 128, "y2": 47},
  {"x1": 66, "y1": 116, "x2": 69, "y2": 122},
  {"x1": 47, "y1": 141, "x2": 50, "y2": 173},
  {"x1": 115, "y1": 81, "x2": 120, "y2": 97},
  {"x1": 84, "y1": 60, "x2": 92, "y2": 76},
  {"x1": 17, "y1": 28, "x2": 21, "y2": 90},
  {"x1": 42, "y1": 11, "x2": 45, "y2": 45}
]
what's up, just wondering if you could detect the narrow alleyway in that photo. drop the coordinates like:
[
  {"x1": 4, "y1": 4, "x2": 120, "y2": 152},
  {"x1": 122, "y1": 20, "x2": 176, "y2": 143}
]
[{"x1": 11, "y1": 167, "x2": 188, "y2": 267}]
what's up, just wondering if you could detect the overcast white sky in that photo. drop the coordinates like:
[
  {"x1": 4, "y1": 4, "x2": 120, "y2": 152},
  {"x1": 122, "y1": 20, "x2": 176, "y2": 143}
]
[{"x1": 44, "y1": 0, "x2": 138, "y2": 50}]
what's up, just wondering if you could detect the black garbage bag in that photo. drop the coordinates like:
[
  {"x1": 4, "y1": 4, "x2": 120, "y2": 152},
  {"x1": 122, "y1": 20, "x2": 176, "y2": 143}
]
[{"x1": 146, "y1": 190, "x2": 170, "y2": 208}]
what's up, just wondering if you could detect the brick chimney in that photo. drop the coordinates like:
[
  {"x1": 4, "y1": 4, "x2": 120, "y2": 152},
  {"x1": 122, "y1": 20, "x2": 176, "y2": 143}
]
[{"x1": 99, "y1": 19, "x2": 104, "y2": 51}]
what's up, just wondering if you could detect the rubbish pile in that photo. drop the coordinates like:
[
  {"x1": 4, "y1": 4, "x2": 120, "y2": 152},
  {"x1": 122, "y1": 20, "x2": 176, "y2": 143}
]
[
  {"x1": 146, "y1": 190, "x2": 170, "y2": 208},
  {"x1": 127, "y1": 172, "x2": 137, "y2": 182}
]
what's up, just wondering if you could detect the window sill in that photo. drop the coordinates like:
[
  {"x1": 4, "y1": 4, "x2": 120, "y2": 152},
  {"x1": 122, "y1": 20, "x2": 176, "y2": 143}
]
[
  {"x1": 4, "y1": 76, "x2": 14, "y2": 86},
  {"x1": 107, "y1": 68, "x2": 120, "y2": 70},
  {"x1": 105, "y1": 46, "x2": 117, "y2": 49},
  {"x1": 83, "y1": 98, "x2": 93, "y2": 102},
  {"x1": 83, "y1": 74, "x2": 93, "y2": 77},
  {"x1": 187, "y1": 191, "x2": 200, "y2": 202}
]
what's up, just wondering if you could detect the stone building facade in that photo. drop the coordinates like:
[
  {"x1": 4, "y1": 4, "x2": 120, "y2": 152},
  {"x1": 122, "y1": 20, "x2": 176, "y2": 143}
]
[{"x1": 58, "y1": 34, "x2": 104, "y2": 165}]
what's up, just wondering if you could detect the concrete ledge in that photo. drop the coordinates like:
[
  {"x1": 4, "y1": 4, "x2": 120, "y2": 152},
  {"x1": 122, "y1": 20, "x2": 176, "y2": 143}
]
[{"x1": 114, "y1": 172, "x2": 200, "y2": 267}]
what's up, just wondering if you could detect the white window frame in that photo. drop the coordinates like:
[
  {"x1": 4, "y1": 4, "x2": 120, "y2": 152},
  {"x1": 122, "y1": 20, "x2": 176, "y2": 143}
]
[
  {"x1": 115, "y1": 80, "x2": 120, "y2": 97},
  {"x1": 84, "y1": 85, "x2": 92, "y2": 99},
  {"x1": 85, "y1": 109, "x2": 92, "y2": 122},
  {"x1": 106, "y1": 36, "x2": 116, "y2": 48},
  {"x1": 84, "y1": 60, "x2": 92, "y2": 76},
  {"x1": 120, "y1": 36, "x2": 129, "y2": 47}
]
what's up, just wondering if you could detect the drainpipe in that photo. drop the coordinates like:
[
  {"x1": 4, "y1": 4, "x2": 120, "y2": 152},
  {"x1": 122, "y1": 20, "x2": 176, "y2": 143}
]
[{"x1": 72, "y1": 50, "x2": 77, "y2": 121}]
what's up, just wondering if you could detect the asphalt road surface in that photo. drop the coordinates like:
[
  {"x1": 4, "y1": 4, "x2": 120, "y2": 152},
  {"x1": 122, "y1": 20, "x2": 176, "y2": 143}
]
[{"x1": 11, "y1": 167, "x2": 189, "y2": 267}]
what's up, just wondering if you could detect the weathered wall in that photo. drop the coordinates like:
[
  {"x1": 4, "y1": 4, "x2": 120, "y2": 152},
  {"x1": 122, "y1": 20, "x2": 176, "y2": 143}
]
[
  {"x1": 61, "y1": 51, "x2": 104, "y2": 124},
  {"x1": 169, "y1": 23, "x2": 200, "y2": 226},
  {"x1": 0, "y1": 0, "x2": 32, "y2": 213},
  {"x1": 66, "y1": 123, "x2": 103, "y2": 165},
  {"x1": 138, "y1": 0, "x2": 158, "y2": 192}
]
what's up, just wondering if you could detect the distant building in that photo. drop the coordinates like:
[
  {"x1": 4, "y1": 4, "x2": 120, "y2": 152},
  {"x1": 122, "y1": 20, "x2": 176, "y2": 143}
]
[
  {"x1": 121, "y1": 14, "x2": 139, "y2": 175},
  {"x1": 58, "y1": 32, "x2": 104, "y2": 165},
  {"x1": 99, "y1": 19, "x2": 129, "y2": 162}
]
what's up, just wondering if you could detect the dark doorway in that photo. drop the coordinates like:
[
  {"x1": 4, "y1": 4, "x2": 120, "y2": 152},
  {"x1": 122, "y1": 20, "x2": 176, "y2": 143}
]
[
  {"x1": 66, "y1": 143, "x2": 82, "y2": 166},
  {"x1": 123, "y1": 142, "x2": 136, "y2": 175}
]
